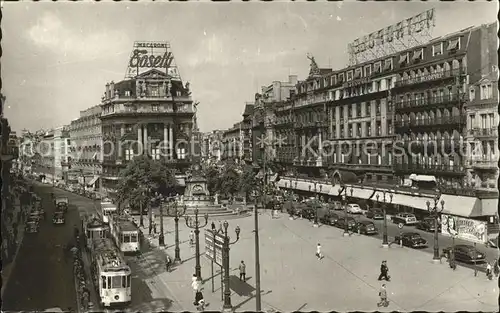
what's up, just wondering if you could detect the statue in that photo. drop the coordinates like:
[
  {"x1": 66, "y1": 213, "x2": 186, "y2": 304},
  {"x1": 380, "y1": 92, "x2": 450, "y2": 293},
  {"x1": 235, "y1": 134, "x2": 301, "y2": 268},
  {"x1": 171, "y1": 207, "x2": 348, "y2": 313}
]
[
  {"x1": 307, "y1": 53, "x2": 320, "y2": 76},
  {"x1": 185, "y1": 81, "x2": 190, "y2": 92},
  {"x1": 214, "y1": 193, "x2": 219, "y2": 205},
  {"x1": 166, "y1": 79, "x2": 172, "y2": 97}
]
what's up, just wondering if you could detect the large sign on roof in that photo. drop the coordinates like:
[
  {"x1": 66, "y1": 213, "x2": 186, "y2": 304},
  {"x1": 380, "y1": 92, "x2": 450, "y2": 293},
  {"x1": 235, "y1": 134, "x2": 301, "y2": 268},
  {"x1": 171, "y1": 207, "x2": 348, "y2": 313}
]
[
  {"x1": 125, "y1": 41, "x2": 181, "y2": 80},
  {"x1": 348, "y1": 8, "x2": 436, "y2": 65}
]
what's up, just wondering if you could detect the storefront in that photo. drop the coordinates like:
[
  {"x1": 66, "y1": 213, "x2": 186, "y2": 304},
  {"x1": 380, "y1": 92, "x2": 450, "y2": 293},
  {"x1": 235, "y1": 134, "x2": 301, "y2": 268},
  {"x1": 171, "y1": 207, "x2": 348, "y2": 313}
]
[{"x1": 441, "y1": 214, "x2": 488, "y2": 244}]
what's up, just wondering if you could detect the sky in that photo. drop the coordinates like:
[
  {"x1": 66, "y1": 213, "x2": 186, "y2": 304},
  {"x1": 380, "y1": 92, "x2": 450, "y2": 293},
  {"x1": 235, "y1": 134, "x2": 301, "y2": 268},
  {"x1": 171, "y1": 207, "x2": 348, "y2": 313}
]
[{"x1": 2, "y1": 1, "x2": 498, "y2": 134}]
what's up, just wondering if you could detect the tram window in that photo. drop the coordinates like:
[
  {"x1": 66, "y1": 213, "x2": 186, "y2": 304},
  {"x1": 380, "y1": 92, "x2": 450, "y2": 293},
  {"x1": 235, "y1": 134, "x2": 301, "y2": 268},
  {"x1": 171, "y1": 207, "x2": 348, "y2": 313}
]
[
  {"x1": 127, "y1": 275, "x2": 131, "y2": 287},
  {"x1": 130, "y1": 234, "x2": 138, "y2": 242},
  {"x1": 111, "y1": 276, "x2": 122, "y2": 288},
  {"x1": 108, "y1": 277, "x2": 112, "y2": 289},
  {"x1": 122, "y1": 276, "x2": 127, "y2": 288},
  {"x1": 101, "y1": 276, "x2": 107, "y2": 289},
  {"x1": 123, "y1": 234, "x2": 131, "y2": 243}
]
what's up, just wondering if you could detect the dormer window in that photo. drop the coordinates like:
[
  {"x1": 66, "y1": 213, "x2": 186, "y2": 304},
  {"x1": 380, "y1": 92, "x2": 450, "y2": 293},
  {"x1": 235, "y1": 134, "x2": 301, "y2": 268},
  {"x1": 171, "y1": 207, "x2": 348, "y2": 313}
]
[
  {"x1": 373, "y1": 61, "x2": 382, "y2": 73},
  {"x1": 125, "y1": 90, "x2": 131, "y2": 97},
  {"x1": 383, "y1": 59, "x2": 393, "y2": 72},
  {"x1": 354, "y1": 68, "x2": 362, "y2": 79},
  {"x1": 480, "y1": 83, "x2": 493, "y2": 100},
  {"x1": 412, "y1": 48, "x2": 424, "y2": 62},
  {"x1": 447, "y1": 38, "x2": 460, "y2": 52},
  {"x1": 338, "y1": 73, "x2": 345, "y2": 83},
  {"x1": 346, "y1": 70, "x2": 353, "y2": 81},
  {"x1": 176, "y1": 91, "x2": 181, "y2": 97},
  {"x1": 432, "y1": 42, "x2": 443, "y2": 56},
  {"x1": 364, "y1": 64, "x2": 372, "y2": 77},
  {"x1": 398, "y1": 53, "x2": 409, "y2": 66}
]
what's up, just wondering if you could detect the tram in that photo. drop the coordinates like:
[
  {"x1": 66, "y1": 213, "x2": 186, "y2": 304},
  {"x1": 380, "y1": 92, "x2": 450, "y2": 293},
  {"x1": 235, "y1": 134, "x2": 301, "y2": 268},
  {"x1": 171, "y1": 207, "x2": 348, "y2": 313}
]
[
  {"x1": 109, "y1": 215, "x2": 141, "y2": 254},
  {"x1": 98, "y1": 200, "x2": 118, "y2": 224},
  {"x1": 89, "y1": 237, "x2": 132, "y2": 308},
  {"x1": 83, "y1": 214, "x2": 110, "y2": 250}
]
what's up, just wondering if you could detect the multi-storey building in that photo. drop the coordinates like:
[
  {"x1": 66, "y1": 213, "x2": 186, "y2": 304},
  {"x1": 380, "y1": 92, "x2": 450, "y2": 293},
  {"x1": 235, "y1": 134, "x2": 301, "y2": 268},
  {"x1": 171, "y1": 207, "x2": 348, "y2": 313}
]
[
  {"x1": 53, "y1": 125, "x2": 71, "y2": 183},
  {"x1": 252, "y1": 76, "x2": 297, "y2": 164},
  {"x1": 69, "y1": 105, "x2": 103, "y2": 188},
  {"x1": 33, "y1": 129, "x2": 55, "y2": 183},
  {"x1": 100, "y1": 69, "x2": 195, "y2": 193},
  {"x1": 393, "y1": 23, "x2": 497, "y2": 193},
  {"x1": 222, "y1": 122, "x2": 245, "y2": 162},
  {"x1": 201, "y1": 130, "x2": 224, "y2": 163},
  {"x1": 464, "y1": 23, "x2": 498, "y2": 192}
]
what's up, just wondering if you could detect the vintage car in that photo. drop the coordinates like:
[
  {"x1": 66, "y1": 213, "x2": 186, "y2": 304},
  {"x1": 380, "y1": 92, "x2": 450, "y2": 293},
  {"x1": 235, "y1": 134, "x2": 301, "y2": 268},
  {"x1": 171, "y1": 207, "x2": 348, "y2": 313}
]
[
  {"x1": 52, "y1": 211, "x2": 65, "y2": 225},
  {"x1": 365, "y1": 208, "x2": 384, "y2": 220},
  {"x1": 392, "y1": 213, "x2": 418, "y2": 225},
  {"x1": 356, "y1": 220, "x2": 378, "y2": 235},
  {"x1": 394, "y1": 232, "x2": 428, "y2": 249},
  {"x1": 320, "y1": 213, "x2": 340, "y2": 226},
  {"x1": 442, "y1": 244, "x2": 486, "y2": 263}
]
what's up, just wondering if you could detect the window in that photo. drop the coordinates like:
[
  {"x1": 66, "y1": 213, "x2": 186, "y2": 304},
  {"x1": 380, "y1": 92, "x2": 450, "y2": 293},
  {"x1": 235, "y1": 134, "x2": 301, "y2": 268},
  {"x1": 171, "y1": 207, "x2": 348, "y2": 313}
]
[
  {"x1": 349, "y1": 104, "x2": 354, "y2": 118},
  {"x1": 376, "y1": 122, "x2": 381, "y2": 136},
  {"x1": 469, "y1": 114, "x2": 476, "y2": 129},
  {"x1": 347, "y1": 71, "x2": 353, "y2": 81},
  {"x1": 481, "y1": 114, "x2": 487, "y2": 129},
  {"x1": 447, "y1": 38, "x2": 460, "y2": 51},
  {"x1": 364, "y1": 65, "x2": 372, "y2": 77},
  {"x1": 367, "y1": 123, "x2": 372, "y2": 136},
  {"x1": 469, "y1": 88, "x2": 475, "y2": 101},
  {"x1": 331, "y1": 75, "x2": 337, "y2": 85},
  {"x1": 432, "y1": 43, "x2": 443, "y2": 56},
  {"x1": 151, "y1": 104, "x2": 159, "y2": 112},
  {"x1": 150, "y1": 86, "x2": 159, "y2": 97},
  {"x1": 340, "y1": 125, "x2": 344, "y2": 138},
  {"x1": 176, "y1": 91, "x2": 181, "y2": 97},
  {"x1": 373, "y1": 61, "x2": 382, "y2": 73},
  {"x1": 177, "y1": 147, "x2": 186, "y2": 159},
  {"x1": 412, "y1": 48, "x2": 424, "y2": 62},
  {"x1": 123, "y1": 234, "x2": 131, "y2": 243},
  {"x1": 151, "y1": 147, "x2": 161, "y2": 160},
  {"x1": 388, "y1": 121, "x2": 393, "y2": 135},
  {"x1": 376, "y1": 100, "x2": 381, "y2": 114},
  {"x1": 338, "y1": 73, "x2": 345, "y2": 82},
  {"x1": 102, "y1": 276, "x2": 107, "y2": 289},
  {"x1": 348, "y1": 124, "x2": 353, "y2": 138},
  {"x1": 489, "y1": 114, "x2": 495, "y2": 129},
  {"x1": 354, "y1": 68, "x2": 363, "y2": 79},
  {"x1": 125, "y1": 90, "x2": 131, "y2": 97},
  {"x1": 383, "y1": 58, "x2": 393, "y2": 71},
  {"x1": 366, "y1": 103, "x2": 371, "y2": 116},
  {"x1": 357, "y1": 124, "x2": 362, "y2": 137},
  {"x1": 356, "y1": 104, "x2": 362, "y2": 117},
  {"x1": 111, "y1": 276, "x2": 122, "y2": 289},
  {"x1": 339, "y1": 107, "x2": 344, "y2": 120},
  {"x1": 398, "y1": 53, "x2": 409, "y2": 65},
  {"x1": 480, "y1": 84, "x2": 493, "y2": 100}
]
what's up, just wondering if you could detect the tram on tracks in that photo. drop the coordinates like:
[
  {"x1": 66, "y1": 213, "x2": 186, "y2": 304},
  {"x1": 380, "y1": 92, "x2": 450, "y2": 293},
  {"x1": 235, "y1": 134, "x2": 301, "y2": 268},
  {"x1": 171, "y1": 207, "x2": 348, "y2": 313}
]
[
  {"x1": 108, "y1": 215, "x2": 141, "y2": 254},
  {"x1": 83, "y1": 214, "x2": 110, "y2": 250},
  {"x1": 89, "y1": 237, "x2": 132, "y2": 308},
  {"x1": 98, "y1": 200, "x2": 118, "y2": 224}
]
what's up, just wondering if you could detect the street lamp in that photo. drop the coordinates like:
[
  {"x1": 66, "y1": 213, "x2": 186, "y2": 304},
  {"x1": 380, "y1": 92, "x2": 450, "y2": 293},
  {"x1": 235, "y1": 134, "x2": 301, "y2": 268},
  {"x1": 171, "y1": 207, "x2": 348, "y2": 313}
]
[
  {"x1": 308, "y1": 182, "x2": 322, "y2": 227},
  {"x1": 185, "y1": 207, "x2": 208, "y2": 280},
  {"x1": 139, "y1": 190, "x2": 144, "y2": 227},
  {"x1": 159, "y1": 194, "x2": 165, "y2": 246},
  {"x1": 167, "y1": 198, "x2": 187, "y2": 263},
  {"x1": 221, "y1": 220, "x2": 241, "y2": 312},
  {"x1": 338, "y1": 185, "x2": 353, "y2": 237},
  {"x1": 426, "y1": 192, "x2": 445, "y2": 262},
  {"x1": 376, "y1": 191, "x2": 393, "y2": 248}
]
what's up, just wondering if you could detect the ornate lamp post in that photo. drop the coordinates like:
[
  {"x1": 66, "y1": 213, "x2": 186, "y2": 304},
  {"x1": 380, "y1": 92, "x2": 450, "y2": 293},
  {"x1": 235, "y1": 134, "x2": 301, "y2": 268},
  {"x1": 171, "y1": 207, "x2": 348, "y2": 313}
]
[
  {"x1": 185, "y1": 207, "x2": 208, "y2": 280},
  {"x1": 376, "y1": 191, "x2": 393, "y2": 248},
  {"x1": 167, "y1": 198, "x2": 187, "y2": 263},
  {"x1": 338, "y1": 185, "x2": 353, "y2": 236},
  {"x1": 222, "y1": 220, "x2": 241, "y2": 312},
  {"x1": 426, "y1": 191, "x2": 445, "y2": 262},
  {"x1": 139, "y1": 190, "x2": 144, "y2": 227},
  {"x1": 159, "y1": 194, "x2": 165, "y2": 246},
  {"x1": 308, "y1": 182, "x2": 322, "y2": 227}
]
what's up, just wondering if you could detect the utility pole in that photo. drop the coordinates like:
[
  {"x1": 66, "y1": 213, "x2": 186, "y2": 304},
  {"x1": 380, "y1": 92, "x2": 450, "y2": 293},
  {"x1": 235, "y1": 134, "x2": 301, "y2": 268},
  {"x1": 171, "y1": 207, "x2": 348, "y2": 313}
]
[{"x1": 254, "y1": 105, "x2": 265, "y2": 312}]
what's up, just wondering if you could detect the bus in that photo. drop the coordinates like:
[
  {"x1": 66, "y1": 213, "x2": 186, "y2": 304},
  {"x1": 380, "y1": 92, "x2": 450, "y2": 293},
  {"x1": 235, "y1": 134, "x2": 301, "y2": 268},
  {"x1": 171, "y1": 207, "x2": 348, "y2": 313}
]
[
  {"x1": 109, "y1": 215, "x2": 141, "y2": 254},
  {"x1": 90, "y1": 237, "x2": 132, "y2": 308}
]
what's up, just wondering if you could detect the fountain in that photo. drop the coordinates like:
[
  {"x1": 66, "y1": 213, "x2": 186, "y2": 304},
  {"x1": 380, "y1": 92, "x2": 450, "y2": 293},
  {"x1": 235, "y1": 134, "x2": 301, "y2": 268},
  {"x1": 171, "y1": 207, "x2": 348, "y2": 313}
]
[{"x1": 181, "y1": 164, "x2": 249, "y2": 218}]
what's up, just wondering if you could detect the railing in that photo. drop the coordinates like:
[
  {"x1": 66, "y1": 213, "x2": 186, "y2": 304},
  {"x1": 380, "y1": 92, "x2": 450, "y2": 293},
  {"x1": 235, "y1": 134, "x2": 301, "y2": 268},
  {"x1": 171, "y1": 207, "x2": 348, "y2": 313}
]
[
  {"x1": 395, "y1": 94, "x2": 464, "y2": 110},
  {"x1": 395, "y1": 115, "x2": 466, "y2": 128},
  {"x1": 394, "y1": 163, "x2": 465, "y2": 173},
  {"x1": 394, "y1": 67, "x2": 466, "y2": 88},
  {"x1": 469, "y1": 157, "x2": 498, "y2": 168},
  {"x1": 467, "y1": 128, "x2": 498, "y2": 137}
]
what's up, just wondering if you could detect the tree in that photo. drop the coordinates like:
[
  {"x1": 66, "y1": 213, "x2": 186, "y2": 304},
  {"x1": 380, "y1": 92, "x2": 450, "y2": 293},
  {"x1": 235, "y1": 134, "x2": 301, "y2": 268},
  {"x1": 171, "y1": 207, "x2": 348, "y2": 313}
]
[
  {"x1": 203, "y1": 165, "x2": 221, "y2": 196},
  {"x1": 116, "y1": 156, "x2": 177, "y2": 213},
  {"x1": 219, "y1": 164, "x2": 241, "y2": 201},
  {"x1": 239, "y1": 165, "x2": 258, "y2": 202}
]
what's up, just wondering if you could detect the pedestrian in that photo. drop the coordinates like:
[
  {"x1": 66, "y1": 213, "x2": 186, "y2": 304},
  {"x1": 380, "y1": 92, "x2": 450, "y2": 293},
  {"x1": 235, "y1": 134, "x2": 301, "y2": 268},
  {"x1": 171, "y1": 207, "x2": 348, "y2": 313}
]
[
  {"x1": 219, "y1": 221, "x2": 223, "y2": 232},
  {"x1": 378, "y1": 260, "x2": 391, "y2": 281},
  {"x1": 211, "y1": 221, "x2": 216, "y2": 232},
  {"x1": 166, "y1": 255, "x2": 172, "y2": 272},
  {"x1": 486, "y1": 262, "x2": 493, "y2": 280},
  {"x1": 494, "y1": 260, "x2": 500, "y2": 277},
  {"x1": 153, "y1": 222, "x2": 157, "y2": 234},
  {"x1": 316, "y1": 243, "x2": 323, "y2": 260},
  {"x1": 239, "y1": 260, "x2": 246, "y2": 281},
  {"x1": 377, "y1": 284, "x2": 389, "y2": 307}
]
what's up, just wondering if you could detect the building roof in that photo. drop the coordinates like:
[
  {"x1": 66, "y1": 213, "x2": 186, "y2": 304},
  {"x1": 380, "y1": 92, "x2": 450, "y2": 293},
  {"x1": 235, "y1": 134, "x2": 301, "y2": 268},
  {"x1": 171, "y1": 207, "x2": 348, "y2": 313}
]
[{"x1": 243, "y1": 104, "x2": 254, "y2": 117}]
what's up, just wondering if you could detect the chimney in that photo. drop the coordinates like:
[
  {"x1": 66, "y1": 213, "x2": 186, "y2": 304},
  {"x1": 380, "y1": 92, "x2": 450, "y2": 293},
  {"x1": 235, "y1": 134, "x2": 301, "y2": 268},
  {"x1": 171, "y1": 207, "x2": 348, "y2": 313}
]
[
  {"x1": 105, "y1": 83, "x2": 110, "y2": 99},
  {"x1": 289, "y1": 75, "x2": 298, "y2": 85},
  {"x1": 110, "y1": 81, "x2": 115, "y2": 99}
]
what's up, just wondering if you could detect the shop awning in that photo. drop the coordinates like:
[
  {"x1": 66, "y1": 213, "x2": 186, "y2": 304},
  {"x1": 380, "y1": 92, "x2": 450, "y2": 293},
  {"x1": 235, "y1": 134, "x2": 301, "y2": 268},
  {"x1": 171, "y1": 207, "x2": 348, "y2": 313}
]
[
  {"x1": 346, "y1": 187, "x2": 376, "y2": 200},
  {"x1": 440, "y1": 194, "x2": 481, "y2": 217},
  {"x1": 475, "y1": 198, "x2": 498, "y2": 217},
  {"x1": 328, "y1": 184, "x2": 341, "y2": 196},
  {"x1": 88, "y1": 176, "x2": 99, "y2": 186}
]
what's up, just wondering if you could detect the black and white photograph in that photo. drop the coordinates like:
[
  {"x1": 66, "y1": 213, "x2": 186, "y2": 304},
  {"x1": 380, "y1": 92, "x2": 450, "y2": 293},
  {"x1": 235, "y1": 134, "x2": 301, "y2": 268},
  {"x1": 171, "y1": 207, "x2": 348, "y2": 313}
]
[{"x1": 1, "y1": 1, "x2": 499, "y2": 312}]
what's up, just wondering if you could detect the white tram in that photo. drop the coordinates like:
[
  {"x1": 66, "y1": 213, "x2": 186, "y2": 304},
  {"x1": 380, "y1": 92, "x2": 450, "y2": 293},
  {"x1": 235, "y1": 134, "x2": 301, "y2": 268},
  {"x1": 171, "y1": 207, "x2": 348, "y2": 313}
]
[
  {"x1": 83, "y1": 215, "x2": 110, "y2": 250},
  {"x1": 109, "y1": 215, "x2": 141, "y2": 254},
  {"x1": 99, "y1": 200, "x2": 118, "y2": 224},
  {"x1": 90, "y1": 237, "x2": 132, "y2": 307}
]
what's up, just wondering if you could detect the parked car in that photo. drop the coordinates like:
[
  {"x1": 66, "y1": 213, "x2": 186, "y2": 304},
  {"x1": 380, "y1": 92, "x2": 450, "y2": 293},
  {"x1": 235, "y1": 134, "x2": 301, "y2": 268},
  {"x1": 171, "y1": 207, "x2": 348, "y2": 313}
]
[
  {"x1": 302, "y1": 208, "x2": 316, "y2": 220},
  {"x1": 320, "y1": 213, "x2": 340, "y2": 226},
  {"x1": 356, "y1": 220, "x2": 378, "y2": 235},
  {"x1": 332, "y1": 201, "x2": 343, "y2": 211},
  {"x1": 346, "y1": 203, "x2": 363, "y2": 214},
  {"x1": 30, "y1": 209, "x2": 46, "y2": 220},
  {"x1": 366, "y1": 208, "x2": 384, "y2": 220},
  {"x1": 25, "y1": 220, "x2": 40, "y2": 234},
  {"x1": 335, "y1": 216, "x2": 357, "y2": 230},
  {"x1": 394, "y1": 232, "x2": 428, "y2": 248},
  {"x1": 392, "y1": 213, "x2": 417, "y2": 225},
  {"x1": 442, "y1": 244, "x2": 486, "y2": 263},
  {"x1": 415, "y1": 218, "x2": 437, "y2": 232},
  {"x1": 52, "y1": 211, "x2": 65, "y2": 225}
]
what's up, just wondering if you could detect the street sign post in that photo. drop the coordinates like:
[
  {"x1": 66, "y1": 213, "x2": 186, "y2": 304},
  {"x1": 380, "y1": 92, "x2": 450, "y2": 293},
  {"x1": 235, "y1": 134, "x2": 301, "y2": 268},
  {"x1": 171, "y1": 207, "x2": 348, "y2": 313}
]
[{"x1": 205, "y1": 229, "x2": 224, "y2": 293}]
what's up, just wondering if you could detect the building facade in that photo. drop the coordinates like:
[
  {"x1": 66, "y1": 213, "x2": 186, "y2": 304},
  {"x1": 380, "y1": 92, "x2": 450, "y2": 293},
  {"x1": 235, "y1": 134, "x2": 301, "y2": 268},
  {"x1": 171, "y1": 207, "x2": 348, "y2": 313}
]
[
  {"x1": 53, "y1": 125, "x2": 71, "y2": 183},
  {"x1": 201, "y1": 130, "x2": 224, "y2": 163},
  {"x1": 69, "y1": 105, "x2": 103, "y2": 188},
  {"x1": 100, "y1": 69, "x2": 195, "y2": 194}
]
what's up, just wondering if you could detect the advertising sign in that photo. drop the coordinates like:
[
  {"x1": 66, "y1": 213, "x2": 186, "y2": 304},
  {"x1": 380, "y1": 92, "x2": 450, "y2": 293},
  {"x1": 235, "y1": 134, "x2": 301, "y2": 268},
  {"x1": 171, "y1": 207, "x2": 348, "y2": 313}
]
[
  {"x1": 441, "y1": 214, "x2": 487, "y2": 244},
  {"x1": 125, "y1": 41, "x2": 180, "y2": 79},
  {"x1": 204, "y1": 229, "x2": 224, "y2": 267}
]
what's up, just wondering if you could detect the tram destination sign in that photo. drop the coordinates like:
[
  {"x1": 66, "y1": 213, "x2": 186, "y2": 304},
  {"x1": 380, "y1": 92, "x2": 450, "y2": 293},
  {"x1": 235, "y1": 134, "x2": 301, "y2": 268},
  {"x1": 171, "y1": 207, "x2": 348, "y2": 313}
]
[{"x1": 204, "y1": 229, "x2": 224, "y2": 267}]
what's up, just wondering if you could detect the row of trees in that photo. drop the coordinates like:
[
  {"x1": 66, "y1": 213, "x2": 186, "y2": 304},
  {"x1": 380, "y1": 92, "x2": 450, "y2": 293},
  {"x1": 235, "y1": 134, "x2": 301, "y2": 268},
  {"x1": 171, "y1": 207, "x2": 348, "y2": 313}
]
[{"x1": 204, "y1": 163, "x2": 261, "y2": 202}]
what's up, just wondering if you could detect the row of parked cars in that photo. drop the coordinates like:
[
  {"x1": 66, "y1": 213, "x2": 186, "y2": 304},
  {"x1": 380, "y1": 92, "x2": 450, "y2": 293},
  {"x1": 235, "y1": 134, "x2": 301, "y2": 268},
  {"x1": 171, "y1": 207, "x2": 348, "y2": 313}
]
[{"x1": 25, "y1": 196, "x2": 45, "y2": 234}]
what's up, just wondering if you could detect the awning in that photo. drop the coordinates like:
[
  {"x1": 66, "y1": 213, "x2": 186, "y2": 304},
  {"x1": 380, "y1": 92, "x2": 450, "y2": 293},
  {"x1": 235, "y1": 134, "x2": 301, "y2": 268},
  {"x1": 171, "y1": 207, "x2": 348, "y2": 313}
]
[
  {"x1": 412, "y1": 49, "x2": 423, "y2": 61},
  {"x1": 476, "y1": 198, "x2": 498, "y2": 217},
  {"x1": 102, "y1": 176, "x2": 120, "y2": 180},
  {"x1": 328, "y1": 184, "x2": 341, "y2": 196},
  {"x1": 440, "y1": 194, "x2": 480, "y2": 217},
  {"x1": 346, "y1": 187, "x2": 376, "y2": 200},
  {"x1": 88, "y1": 176, "x2": 99, "y2": 186},
  {"x1": 409, "y1": 174, "x2": 436, "y2": 182},
  {"x1": 399, "y1": 54, "x2": 407, "y2": 64},
  {"x1": 372, "y1": 191, "x2": 432, "y2": 211},
  {"x1": 447, "y1": 39, "x2": 459, "y2": 51}
]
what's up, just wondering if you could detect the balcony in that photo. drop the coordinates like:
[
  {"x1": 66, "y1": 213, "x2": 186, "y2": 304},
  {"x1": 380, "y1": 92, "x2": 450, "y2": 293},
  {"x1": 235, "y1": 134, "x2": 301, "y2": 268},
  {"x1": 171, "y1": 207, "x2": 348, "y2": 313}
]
[
  {"x1": 399, "y1": 139, "x2": 464, "y2": 153},
  {"x1": 101, "y1": 103, "x2": 194, "y2": 117},
  {"x1": 395, "y1": 94, "x2": 466, "y2": 112},
  {"x1": 469, "y1": 157, "x2": 498, "y2": 170},
  {"x1": 394, "y1": 163, "x2": 466, "y2": 176},
  {"x1": 467, "y1": 128, "x2": 498, "y2": 138},
  {"x1": 395, "y1": 115, "x2": 466, "y2": 131},
  {"x1": 394, "y1": 67, "x2": 467, "y2": 89}
]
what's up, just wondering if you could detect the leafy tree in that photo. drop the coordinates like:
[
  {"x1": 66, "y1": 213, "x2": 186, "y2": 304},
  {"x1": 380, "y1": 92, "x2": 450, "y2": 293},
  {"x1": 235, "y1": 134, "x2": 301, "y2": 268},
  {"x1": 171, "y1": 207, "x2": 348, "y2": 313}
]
[
  {"x1": 203, "y1": 165, "x2": 221, "y2": 196},
  {"x1": 239, "y1": 165, "x2": 259, "y2": 202},
  {"x1": 219, "y1": 164, "x2": 241, "y2": 201},
  {"x1": 116, "y1": 155, "x2": 177, "y2": 212}
]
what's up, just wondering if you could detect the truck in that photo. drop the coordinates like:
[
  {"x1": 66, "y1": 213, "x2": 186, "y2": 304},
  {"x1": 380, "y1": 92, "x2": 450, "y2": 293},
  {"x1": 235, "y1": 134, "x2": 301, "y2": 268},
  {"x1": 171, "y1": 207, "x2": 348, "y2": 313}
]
[{"x1": 55, "y1": 197, "x2": 69, "y2": 213}]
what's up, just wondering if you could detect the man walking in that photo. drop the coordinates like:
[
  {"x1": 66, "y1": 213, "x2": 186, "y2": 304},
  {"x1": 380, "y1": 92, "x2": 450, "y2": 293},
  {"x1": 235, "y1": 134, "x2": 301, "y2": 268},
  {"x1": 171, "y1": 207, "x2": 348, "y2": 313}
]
[
  {"x1": 377, "y1": 284, "x2": 388, "y2": 307},
  {"x1": 378, "y1": 260, "x2": 390, "y2": 281},
  {"x1": 239, "y1": 260, "x2": 246, "y2": 281},
  {"x1": 211, "y1": 221, "x2": 216, "y2": 232},
  {"x1": 316, "y1": 243, "x2": 323, "y2": 260},
  {"x1": 166, "y1": 255, "x2": 172, "y2": 272}
]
